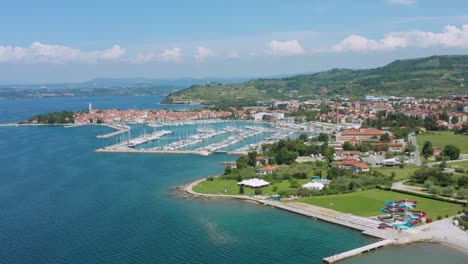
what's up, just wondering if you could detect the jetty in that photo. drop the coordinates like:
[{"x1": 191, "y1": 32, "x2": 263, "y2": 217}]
[
  {"x1": 323, "y1": 239, "x2": 394, "y2": 263},
  {"x1": 96, "y1": 124, "x2": 130, "y2": 138}
]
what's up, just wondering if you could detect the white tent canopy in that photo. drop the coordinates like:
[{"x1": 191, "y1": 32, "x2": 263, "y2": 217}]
[
  {"x1": 237, "y1": 178, "x2": 270, "y2": 188},
  {"x1": 302, "y1": 182, "x2": 324, "y2": 190}
]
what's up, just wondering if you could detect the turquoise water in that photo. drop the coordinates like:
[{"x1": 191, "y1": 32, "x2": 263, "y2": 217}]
[{"x1": 1, "y1": 96, "x2": 467, "y2": 263}]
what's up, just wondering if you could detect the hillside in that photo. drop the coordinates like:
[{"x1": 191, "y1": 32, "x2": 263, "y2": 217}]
[{"x1": 164, "y1": 55, "x2": 468, "y2": 106}]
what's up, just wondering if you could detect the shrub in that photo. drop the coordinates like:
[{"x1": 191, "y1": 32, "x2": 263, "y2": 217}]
[
  {"x1": 254, "y1": 189, "x2": 262, "y2": 195},
  {"x1": 290, "y1": 179, "x2": 300, "y2": 188},
  {"x1": 454, "y1": 216, "x2": 468, "y2": 229},
  {"x1": 437, "y1": 215, "x2": 442, "y2": 220},
  {"x1": 272, "y1": 185, "x2": 278, "y2": 192},
  {"x1": 207, "y1": 177, "x2": 214, "y2": 181}
]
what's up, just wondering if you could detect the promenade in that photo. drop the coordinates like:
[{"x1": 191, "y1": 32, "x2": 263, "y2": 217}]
[{"x1": 184, "y1": 178, "x2": 468, "y2": 263}]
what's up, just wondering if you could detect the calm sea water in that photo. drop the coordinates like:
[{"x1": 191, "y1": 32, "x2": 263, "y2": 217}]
[{"x1": 0, "y1": 96, "x2": 467, "y2": 264}]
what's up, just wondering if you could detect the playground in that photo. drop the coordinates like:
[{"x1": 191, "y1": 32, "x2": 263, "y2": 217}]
[{"x1": 378, "y1": 200, "x2": 427, "y2": 229}]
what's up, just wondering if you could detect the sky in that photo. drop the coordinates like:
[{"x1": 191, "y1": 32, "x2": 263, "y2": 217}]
[{"x1": 1, "y1": 0, "x2": 468, "y2": 83}]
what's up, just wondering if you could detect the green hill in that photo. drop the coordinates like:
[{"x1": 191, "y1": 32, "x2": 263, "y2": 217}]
[{"x1": 164, "y1": 55, "x2": 468, "y2": 106}]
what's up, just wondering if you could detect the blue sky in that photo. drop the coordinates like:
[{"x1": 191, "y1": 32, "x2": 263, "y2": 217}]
[{"x1": 1, "y1": 0, "x2": 468, "y2": 83}]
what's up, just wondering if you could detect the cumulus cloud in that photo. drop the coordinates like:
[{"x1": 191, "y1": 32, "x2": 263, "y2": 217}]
[
  {"x1": 386, "y1": 0, "x2": 416, "y2": 6},
  {"x1": 268, "y1": 40, "x2": 305, "y2": 56},
  {"x1": 0, "y1": 42, "x2": 125, "y2": 63},
  {"x1": 332, "y1": 35, "x2": 407, "y2": 52},
  {"x1": 194, "y1": 47, "x2": 214, "y2": 62},
  {"x1": 160, "y1": 48, "x2": 182, "y2": 62},
  {"x1": 132, "y1": 52, "x2": 156, "y2": 64},
  {"x1": 227, "y1": 51, "x2": 240, "y2": 59},
  {"x1": 330, "y1": 24, "x2": 468, "y2": 52}
]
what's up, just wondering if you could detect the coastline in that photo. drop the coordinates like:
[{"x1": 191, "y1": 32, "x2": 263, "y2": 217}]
[{"x1": 183, "y1": 177, "x2": 468, "y2": 262}]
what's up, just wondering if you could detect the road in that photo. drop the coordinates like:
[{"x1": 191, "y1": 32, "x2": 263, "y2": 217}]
[
  {"x1": 392, "y1": 180, "x2": 467, "y2": 203},
  {"x1": 409, "y1": 132, "x2": 421, "y2": 165}
]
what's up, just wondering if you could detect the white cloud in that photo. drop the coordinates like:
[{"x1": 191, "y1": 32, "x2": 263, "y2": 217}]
[
  {"x1": 330, "y1": 24, "x2": 468, "y2": 52},
  {"x1": 132, "y1": 52, "x2": 156, "y2": 64},
  {"x1": 386, "y1": 0, "x2": 416, "y2": 6},
  {"x1": 0, "y1": 42, "x2": 125, "y2": 63},
  {"x1": 332, "y1": 35, "x2": 407, "y2": 52},
  {"x1": 268, "y1": 40, "x2": 305, "y2": 56},
  {"x1": 227, "y1": 51, "x2": 240, "y2": 59},
  {"x1": 160, "y1": 48, "x2": 182, "y2": 62},
  {"x1": 194, "y1": 47, "x2": 214, "y2": 62}
]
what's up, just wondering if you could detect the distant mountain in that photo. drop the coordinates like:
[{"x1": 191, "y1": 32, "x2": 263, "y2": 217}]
[
  {"x1": 0, "y1": 76, "x2": 258, "y2": 99},
  {"x1": 0, "y1": 76, "x2": 257, "y2": 90},
  {"x1": 164, "y1": 55, "x2": 468, "y2": 106}
]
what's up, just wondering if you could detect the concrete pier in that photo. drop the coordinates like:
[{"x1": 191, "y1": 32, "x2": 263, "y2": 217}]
[
  {"x1": 323, "y1": 239, "x2": 394, "y2": 263},
  {"x1": 96, "y1": 148, "x2": 211, "y2": 156}
]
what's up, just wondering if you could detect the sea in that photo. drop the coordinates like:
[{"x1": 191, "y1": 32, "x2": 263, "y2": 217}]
[{"x1": 0, "y1": 96, "x2": 466, "y2": 264}]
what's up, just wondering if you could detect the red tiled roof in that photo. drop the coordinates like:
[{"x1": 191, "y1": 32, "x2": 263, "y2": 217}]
[
  {"x1": 341, "y1": 129, "x2": 385, "y2": 136},
  {"x1": 260, "y1": 165, "x2": 278, "y2": 171}
]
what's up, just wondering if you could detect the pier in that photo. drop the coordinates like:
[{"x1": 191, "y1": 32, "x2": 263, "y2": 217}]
[
  {"x1": 96, "y1": 124, "x2": 130, "y2": 138},
  {"x1": 323, "y1": 239, "x2": 394, "y2": 263}
]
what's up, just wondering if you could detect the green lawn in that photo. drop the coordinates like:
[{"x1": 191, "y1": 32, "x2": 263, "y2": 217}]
[
  {"x1": 296, "y1": 189, "x2": 464, "y2": 219},
  {"x1": 416, "y1": 131, "x2": 468, "y2": 154},
  {"x1": 451, "y1": 160, "x2": 468, "y2": 168},
  {"x1": 374, "y1": 165, "x2": 420, "y2": 181},
  {"x1": 193, "y1": 177, "x2": 310, "y2": 196}
]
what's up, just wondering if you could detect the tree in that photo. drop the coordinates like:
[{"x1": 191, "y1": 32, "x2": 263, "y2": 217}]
[
  {"x1": 298, "y1": 133, "x2": 308, "y2": 142},
  {"x1": 442, "y1": 186, "x2": 455, "y2": 197},
  {"x1": 381, "y1": 132, "x2": 391, "y2": 142},
  {"x1": 451, "y1": 116, "x2": 459, "y2": 124},
  {"x1": 247, "y1": 151, "x2": 257, "y2": 167},
  {"x1": 236, "y1": 155, "x2": 250, "y2": 170},
  {"x1": 224, "y1": 166, "x2": 232, "y2": 175},
  {"x1": 429, "y1": 185, "x2": 440, "y2": 195},
  {"x1": 457, "y1": 188, "x2": 468, "y2": 199},
  {"x1": 438, "y1": 160, "x2": 447, "y2": 170},
  {"x1": 422, "y1": 141, "x2": 433, "y2": 158},
  {"x1": 290, "y1": 179, "x2": 300, "y2": 188},
  {"x1": 239, "y1": 185, "x2": 244, "y2": 194},
  {"x1": 317, "y1": 133, "x2": 329, "y2": 142},
  {"x1": 458, "y1": 175, "x2": 468, "y2": 188},
  {"x1": 343, "y1": 141, "x2": 354, "y2": 151},
  {"x1": 439, "y1": 112, "x2": 449, "y2": 122},
  {"x1": 385, "y1": 152, "x2": 394, "y2": 159},
  {"x1": 442, "y1": 145, "x2": 460, "y2": 160},
  {"x1": 423, "y1": 180, "x2": 432, "y2": 189}
]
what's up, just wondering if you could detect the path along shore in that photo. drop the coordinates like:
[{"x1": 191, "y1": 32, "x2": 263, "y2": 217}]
[{"x1": 184, "y1": 178, "x2": 468, "y2": 263}]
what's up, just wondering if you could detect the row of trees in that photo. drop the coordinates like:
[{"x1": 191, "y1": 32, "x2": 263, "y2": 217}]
[{"x1": 422, "y1": 141, "x2": 460, "y2": 160}]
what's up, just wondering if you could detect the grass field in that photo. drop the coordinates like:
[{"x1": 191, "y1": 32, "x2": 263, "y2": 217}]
[
  {"x1": 374, "y1": 165, "x2": 419, "y2": 181},
  {"x1": 192, "y1": 178, "x2": 310, "y2": 196},
  {"x1": 451, "y1": 160, "x2": 468, "y2": 168},
  {"x1": 416, "y1": 131, "x2": 468, "y2": 154},
  {"x1": 297, "y1": 189, "x2": 464, "y2": 219}
]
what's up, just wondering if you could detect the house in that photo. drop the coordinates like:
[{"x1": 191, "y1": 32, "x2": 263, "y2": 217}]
[
  {"x1": 433, "y1": 147, "x2": 442, "y2": 156},
  {"x1": 336, "y1": 128, "x2": 391, "y2": 143},
  {"x1": 255, "y1": 156, "x2": 268, "y2": 166},
  {"x1": 352, "y1": 163, "x2": 370, "y2": 172},
  {"x1": 257, "y1": 165, "x2": 278, "y2": 175},
  {"x1": 334, "y1": 156, "x2": 360, "y2": 169}
]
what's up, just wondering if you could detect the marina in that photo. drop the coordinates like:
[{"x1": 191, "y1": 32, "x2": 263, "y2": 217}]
[{"x1": 94, "y1": 120, "x2": 332, "y2": 155}]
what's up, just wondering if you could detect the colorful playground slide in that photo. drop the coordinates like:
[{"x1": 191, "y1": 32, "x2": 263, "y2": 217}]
[{"x1": 379, "y1": 200, "x2": 426, "y2": 228}]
